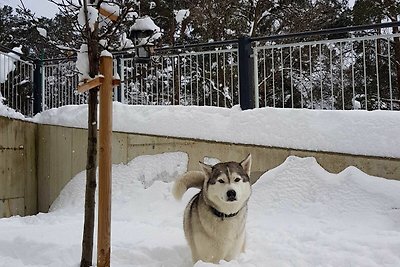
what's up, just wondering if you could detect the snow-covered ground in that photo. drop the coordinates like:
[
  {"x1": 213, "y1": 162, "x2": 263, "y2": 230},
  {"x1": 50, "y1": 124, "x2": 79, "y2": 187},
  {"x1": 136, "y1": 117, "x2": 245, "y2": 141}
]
[
  {"x1": 1, "y1": 102, "x2": 400, "y2": 266},
  {"x1": 0, "y1": 152, "x2": 399, "y2": 267}
]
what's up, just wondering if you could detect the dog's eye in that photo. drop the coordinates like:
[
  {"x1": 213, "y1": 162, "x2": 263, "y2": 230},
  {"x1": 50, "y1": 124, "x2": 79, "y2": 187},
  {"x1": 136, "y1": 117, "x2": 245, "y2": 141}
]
[
  {"x1": 234, "y1": 178, "x2": 241, "y2": 182},
  {"x1": 218, "y1": 179, "x2": 225, "y2": 183}
]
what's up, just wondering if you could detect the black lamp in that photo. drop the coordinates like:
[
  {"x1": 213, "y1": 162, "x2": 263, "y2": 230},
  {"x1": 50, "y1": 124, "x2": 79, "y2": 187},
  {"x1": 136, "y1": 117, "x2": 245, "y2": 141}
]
[{"x1": 129, "y1": 17, "x2": 158, "y2": 63}]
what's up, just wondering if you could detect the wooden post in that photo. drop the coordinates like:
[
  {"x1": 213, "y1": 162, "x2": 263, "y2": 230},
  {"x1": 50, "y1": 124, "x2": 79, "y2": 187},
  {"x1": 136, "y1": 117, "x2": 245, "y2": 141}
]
[{"x1": 97, "y1": 53, "x2": 113, "y2": 267}]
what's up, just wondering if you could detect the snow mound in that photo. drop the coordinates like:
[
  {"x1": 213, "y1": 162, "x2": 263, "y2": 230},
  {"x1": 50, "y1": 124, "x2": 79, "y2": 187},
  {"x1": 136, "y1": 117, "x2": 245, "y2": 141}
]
[
  {"x1": 252, "y1": 156, "x2": 400, "y2": 227},
  {"x1": 244, "y1": 156, "x2": 400, "y2": 267},
  {"x1": 50, "y1": 152, "x2": 188, "y2": 212}
]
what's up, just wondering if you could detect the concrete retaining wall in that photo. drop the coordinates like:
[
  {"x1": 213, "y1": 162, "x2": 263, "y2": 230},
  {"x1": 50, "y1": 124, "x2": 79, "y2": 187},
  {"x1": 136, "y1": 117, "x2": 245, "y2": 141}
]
[
  {"x1": 0, "y1": 116, "x2": 37, "y2": 217},
  {"x1": 1, "y1": 115, "x2": 399, "y2": 217}
]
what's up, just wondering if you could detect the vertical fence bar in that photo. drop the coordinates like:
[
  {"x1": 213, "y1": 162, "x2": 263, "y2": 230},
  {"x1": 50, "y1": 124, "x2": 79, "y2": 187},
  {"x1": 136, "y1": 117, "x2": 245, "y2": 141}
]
[
  {"x1": 196, "y1": 54, "x2": 199, "y2": 106},
  {"x1": 388, "y1": 38, "x2": 393, "y2": 110},
  {"x1": 272, "y1": 48, "x2": 275, "y2": 107},
  {"x1": 238, "y1": 36, "x2": 255, "y2": 110},
  {"x1": 309, "y1": 45, "x2": 313, "y2": 109},
  {"x1": 178, "y1": 56, "x2": 181, "y2": 105},
  {"x1": 230, "y1": 51, "x2": 234, "y2": 106},
  {"x1": 223, "y1": 52, "x2": 227, "y2": 107},
  {"x1": 263, "y1": 48, "x2": 267, "y2": 107},
  {"x1": 216, "y1": 52, "x2": 220, "y2": 107},
  {"x1": 33, "y1": 59, "x2": 43, "y2": 115},
  {"x1": 319, "y1": 44, "x2": 323, "y2": 108},
  {"x1": 202, "y1": 53, "x2": 206, "y2": 106},
  {"x1": 253, "y1": 48, "x2": 259, "y2": 108},
  {"x1": 351, "y1": 42, "x2": 355, "y2": 109},
  {"x1": 161, "y1": 57, "x2": 164, "y2": 104},
  {"x1": 209, "y1": 52, "x2": 212, "y2": 106},
  {"x1": 290, "y1": 46, "x2": 294, "y2": 108},
  {"x1": 329, "y1": 44, "x2": 334, "y2": 109},
  {"x1": 190, "y1": 55, "x2": 193, "y2": 105},
  {"x1": 300, "y1": 46, "x2": 303, "y2": 108},
  {"x1": 375, "y1": 39, "x2": 380, "y2": 109},
  {"x1": 183, "y1": 55, "x2": 187, "y2": 104},
  {"x1": 340, "y1": 42, "x2": 344, "y2": 110},
  {"x1": 280, "y1": 47, "x2": 284, "y2": 108},
  {"x1": 156, "y1": 59, "x2": 160, "y2": 104},
  {"x1": 116, "y1": 57, "x2": 123, "y2": 103},
  {"x1": 363, "y1": 40, "x2": 367, "y2": 110},
  {"x1": 172, "y1": 57, "x2": 175, "y2": 105}
]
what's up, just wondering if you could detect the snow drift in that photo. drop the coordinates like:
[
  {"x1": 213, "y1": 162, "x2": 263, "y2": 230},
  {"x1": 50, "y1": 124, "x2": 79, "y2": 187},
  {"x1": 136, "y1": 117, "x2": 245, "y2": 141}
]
[{"x1": 0, "y1": 153, "x2": 399, "y2": 266}]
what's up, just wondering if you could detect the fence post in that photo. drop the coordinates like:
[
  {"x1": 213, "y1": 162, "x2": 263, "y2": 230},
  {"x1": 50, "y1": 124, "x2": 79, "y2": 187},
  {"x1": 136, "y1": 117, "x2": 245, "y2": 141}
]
[
  {"x1": 238, "y1": 36, "x2": 255, "y2": 110},
  {"x1": 33, "y1": 59, "x2": 43, "y2": 115},
  {"x1": 116, "y1": 57, "x2": 123, "y2": 103}
]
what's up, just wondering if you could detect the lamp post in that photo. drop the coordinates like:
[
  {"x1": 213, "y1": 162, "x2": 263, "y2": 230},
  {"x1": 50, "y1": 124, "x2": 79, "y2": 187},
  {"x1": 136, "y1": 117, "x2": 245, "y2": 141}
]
[{"x1": 129, "y1": 16, "x2": 159, "y2": 63}]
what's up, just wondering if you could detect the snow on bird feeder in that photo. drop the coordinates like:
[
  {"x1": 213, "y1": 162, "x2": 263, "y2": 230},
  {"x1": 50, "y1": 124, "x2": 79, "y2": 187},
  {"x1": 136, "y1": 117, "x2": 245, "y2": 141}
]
[{"x1": 130, "y1": 16, "x2": 161, "y2": 63}]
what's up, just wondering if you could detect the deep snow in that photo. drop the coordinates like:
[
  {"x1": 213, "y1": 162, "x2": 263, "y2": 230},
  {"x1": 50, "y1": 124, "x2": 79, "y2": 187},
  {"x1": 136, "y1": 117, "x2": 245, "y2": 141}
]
[
  {"x1": 1, "y1": 102, "x2": 400, "y2": 266},
  {"x1": 0, "y1": 153, "x2": 399, "y2": 267}
]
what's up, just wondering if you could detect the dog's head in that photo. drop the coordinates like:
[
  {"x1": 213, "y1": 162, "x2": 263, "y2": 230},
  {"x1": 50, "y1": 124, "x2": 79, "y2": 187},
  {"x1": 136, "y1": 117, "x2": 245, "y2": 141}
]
[{"x1": 200, "y1": 154, "x2": 252, "y2": 215}]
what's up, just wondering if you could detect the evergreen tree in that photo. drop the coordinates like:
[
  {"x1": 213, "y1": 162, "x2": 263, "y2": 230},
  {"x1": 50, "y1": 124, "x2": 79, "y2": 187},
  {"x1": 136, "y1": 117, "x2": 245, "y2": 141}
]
[{"x1": 352, "y1": 0, "x2": 400, "y2": 107}]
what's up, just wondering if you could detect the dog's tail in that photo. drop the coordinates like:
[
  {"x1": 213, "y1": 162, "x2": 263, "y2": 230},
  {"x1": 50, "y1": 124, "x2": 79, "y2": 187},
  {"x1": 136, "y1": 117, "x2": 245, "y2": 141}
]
[{"x1": 172, "y1": 171, "x2": 205, "y2": 200}]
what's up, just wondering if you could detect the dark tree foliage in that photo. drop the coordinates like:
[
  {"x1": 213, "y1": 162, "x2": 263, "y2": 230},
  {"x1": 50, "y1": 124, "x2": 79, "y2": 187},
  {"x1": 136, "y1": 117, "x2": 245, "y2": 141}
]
[{"x1": 0, "y1": 0, "x2": 356, "y2": 56}]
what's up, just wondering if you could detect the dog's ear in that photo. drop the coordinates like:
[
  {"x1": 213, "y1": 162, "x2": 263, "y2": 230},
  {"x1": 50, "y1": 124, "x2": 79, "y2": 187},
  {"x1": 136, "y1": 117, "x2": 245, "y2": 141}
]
[
  {"x1": 240, "y1": 154, "x2": 252, "y2": 177},
  {"x1": 199, "y1": 161, "x2": 212, "y2": 177}
]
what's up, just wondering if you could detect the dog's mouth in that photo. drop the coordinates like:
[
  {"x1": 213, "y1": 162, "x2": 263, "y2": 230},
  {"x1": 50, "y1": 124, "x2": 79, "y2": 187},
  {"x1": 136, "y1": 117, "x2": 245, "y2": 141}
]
[{"x1": 227, "y1": 196, "x2": 237, "y2": 202}]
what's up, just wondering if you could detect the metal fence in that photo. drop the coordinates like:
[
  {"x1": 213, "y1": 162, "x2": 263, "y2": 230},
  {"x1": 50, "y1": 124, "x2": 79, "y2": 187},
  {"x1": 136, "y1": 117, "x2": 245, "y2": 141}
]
[
  {"x1": 120, "y1": 47, "x2": 239, "y2": 107},
  {"x1": 1, "y1": 21, "x2": 400, "y2": 117},
  {"x1": 42, "y1": 58, "x2": 85, "y2": 110},
  {"x1": 39, "y1": 44, "x2": 239, "y2": 111},
  {"x1": 253, "y1": 23, "x2": 400, "y2": 110},
  {"x1": 0, "y1": 49, "x2": 34, "y2": 116}
]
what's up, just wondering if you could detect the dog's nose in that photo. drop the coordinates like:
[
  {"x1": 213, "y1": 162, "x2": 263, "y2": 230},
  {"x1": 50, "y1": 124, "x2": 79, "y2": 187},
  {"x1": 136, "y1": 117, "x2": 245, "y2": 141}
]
[{"x1": 227, "y1": 190, "x2": 236, "y2": 199}]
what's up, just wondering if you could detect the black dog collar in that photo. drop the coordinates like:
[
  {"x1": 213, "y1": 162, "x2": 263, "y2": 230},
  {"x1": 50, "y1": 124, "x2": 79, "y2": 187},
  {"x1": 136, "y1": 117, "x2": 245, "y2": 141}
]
[{"x1": 210, "y1": 206, "x2": 239, "y2": 220}]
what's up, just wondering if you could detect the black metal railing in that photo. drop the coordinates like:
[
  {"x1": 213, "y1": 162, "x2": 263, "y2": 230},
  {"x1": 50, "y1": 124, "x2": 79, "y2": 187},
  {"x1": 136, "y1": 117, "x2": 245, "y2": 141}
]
[{"x1": 1, "y1": 21, "x2": 400, "y2": 117}]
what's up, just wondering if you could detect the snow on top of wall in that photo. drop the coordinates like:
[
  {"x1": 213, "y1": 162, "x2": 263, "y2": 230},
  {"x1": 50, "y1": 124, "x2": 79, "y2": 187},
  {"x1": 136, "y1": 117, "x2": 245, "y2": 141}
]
[
  {"x1": 0, "y1": 101, "x2": 25, "y2": 119},
  {"x1": 30, "y1": 102, "x2": 400, "y2": 158}
]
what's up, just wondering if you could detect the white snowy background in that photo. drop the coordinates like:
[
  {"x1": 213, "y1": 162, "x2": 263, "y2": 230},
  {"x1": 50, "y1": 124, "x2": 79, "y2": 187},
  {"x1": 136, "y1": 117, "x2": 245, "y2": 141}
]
[{"x1": 0, "y1": 101, "x2": 400, "y2": 267}]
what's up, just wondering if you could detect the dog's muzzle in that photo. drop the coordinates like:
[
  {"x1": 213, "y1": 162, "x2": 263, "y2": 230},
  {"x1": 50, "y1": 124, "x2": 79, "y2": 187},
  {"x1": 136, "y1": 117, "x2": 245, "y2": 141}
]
[{"x1": 226, "y1": 189, "x2": 237, "y2": 201}]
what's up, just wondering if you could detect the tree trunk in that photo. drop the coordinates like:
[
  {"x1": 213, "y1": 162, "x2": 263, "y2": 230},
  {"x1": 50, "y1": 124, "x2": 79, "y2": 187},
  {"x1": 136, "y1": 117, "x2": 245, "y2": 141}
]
[
  {"x1": 80, "y1": 0, "x2": 100, "y2": 266},
  {"x1": 80, "y1": 89, "x2": 98, "y2": 267}
]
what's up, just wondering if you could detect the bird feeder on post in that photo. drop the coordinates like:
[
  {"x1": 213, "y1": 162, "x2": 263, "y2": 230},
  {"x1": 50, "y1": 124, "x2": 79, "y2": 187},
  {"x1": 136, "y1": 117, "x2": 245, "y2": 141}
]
[{"x1": 129, "y1": 16, "x2": 159, "y2": 63}]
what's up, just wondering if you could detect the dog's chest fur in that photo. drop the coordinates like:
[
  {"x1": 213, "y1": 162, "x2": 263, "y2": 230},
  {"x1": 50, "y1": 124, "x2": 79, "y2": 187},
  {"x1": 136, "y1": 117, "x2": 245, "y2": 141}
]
[{"x1": 184, "y1": 192, "x2": 247, "y2": 263}]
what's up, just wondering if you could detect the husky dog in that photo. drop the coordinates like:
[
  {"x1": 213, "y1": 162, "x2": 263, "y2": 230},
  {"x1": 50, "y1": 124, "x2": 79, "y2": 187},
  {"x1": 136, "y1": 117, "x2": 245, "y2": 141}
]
[{"x1": 172, "y1": 154, "x2": 252, "y2": 264}]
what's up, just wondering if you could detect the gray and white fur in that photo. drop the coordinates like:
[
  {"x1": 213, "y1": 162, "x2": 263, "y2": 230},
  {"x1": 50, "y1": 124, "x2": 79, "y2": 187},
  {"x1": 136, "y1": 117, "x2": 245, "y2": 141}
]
[{"x1": 172, "y1": 154, "x2": 252, "y2": 264}]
